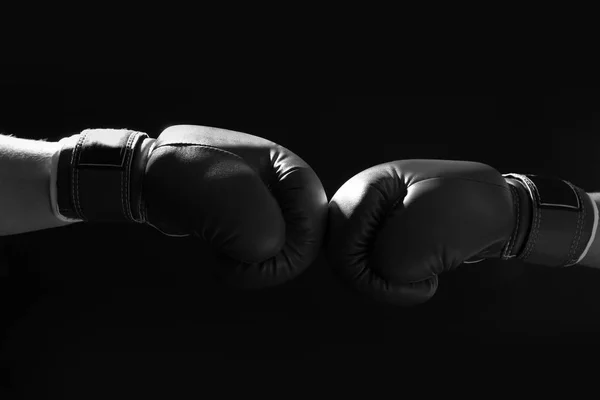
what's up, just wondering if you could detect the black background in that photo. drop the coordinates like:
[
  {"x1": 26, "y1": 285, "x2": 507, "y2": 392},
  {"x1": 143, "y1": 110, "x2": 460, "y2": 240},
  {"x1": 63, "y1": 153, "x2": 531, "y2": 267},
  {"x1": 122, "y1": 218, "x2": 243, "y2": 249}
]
[{"x1": 1, "y1": 65, "x2": 599, "y2": 397}]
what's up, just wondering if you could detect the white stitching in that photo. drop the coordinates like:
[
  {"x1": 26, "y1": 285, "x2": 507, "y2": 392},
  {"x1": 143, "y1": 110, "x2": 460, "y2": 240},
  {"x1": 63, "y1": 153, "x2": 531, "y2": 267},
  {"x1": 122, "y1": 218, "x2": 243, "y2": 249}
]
[
  {"x1": 565, "y1": 184, "x2": 585, "y2": 265},
  {"x1": 73, "y1": 132, "x2": 87, "y2": 219},
  {"x1": 122, "y1": 131, "x2": 136, "y2": 221}
]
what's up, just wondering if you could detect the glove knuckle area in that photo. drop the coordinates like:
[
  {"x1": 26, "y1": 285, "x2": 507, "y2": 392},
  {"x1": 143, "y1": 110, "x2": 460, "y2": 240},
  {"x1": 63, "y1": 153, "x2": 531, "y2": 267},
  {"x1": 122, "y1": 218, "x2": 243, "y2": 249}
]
[
  {"x1": 219, "y1": 150, "x2": 329, "y2": 289},
  {"x1": 200, "y1": 160, "x2": 288, "y2": 265},
  {"x1": 327, "y1": 164, "x2": 437, "y2": 305},
  {"x1": 327, "y1": 159, "x2": 512, "y2": 306},
  {"x1": 268, "y1": 150, "x2": 329, "y2": 268},
  {"x1": 148, "y1": 129, "x2": 329, "y2": 289},
  {"x1": 389, "y1": 159, "x2": 507, "y2": 186},
  {"x1": 145, "y1": 146, "x2": 286, "y2": 265}
]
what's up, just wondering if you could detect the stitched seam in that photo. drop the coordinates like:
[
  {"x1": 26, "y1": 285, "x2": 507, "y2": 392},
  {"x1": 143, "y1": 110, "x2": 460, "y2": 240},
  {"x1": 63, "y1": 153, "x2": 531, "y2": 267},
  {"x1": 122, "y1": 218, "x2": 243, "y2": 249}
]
[
  {"x1": 511, "y1": 184, "x2": 521, "y2": 255},
  {"x1": 409, "y1": 175, "x2": 509, "y2": 190},
  {"x1": 122, "y1": 132, "x2": 136, "y2": 221},
  {"x1": 72, "y1": 132, "x2": 87, "y2": 219},
  {"x1": 521, "y1": 176, "x2": 541, "y2": 260},
  {"x1": 154, "y1": 142, "x2": 246, "y2": 162},
  {"x1": 503, "y1": 184, "x2": 520, "y2": 258},
  {"x1": 151, "y1": 143, "x2": 262, "y2": 187},
  {"x1": 565, "y1": 184, "x2": 585, "y2": 265}
]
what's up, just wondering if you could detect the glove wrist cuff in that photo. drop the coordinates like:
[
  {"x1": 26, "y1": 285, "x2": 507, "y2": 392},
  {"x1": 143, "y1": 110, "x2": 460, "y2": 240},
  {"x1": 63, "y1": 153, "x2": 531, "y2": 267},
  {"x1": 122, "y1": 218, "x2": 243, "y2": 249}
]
[
  {"x1": 55, "y1": 129, "x2": 150, "y2": 223},
  {"x1": 503, "y1": 173, "x2": 595, "y2": 267},
  {"x1": 500, "y1": 177, "x2": 533, "y2": 260}
]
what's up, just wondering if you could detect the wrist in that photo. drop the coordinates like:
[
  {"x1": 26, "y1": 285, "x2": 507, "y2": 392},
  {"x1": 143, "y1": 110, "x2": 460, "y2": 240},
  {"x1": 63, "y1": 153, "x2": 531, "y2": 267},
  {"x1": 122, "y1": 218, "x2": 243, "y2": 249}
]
[
  {"x1": 50, "y1": 136, "x2": 84, "y2": 223},
  {"x1": 55, "y1": 129, "x2": 150, "y2": 223},
  {"x1": 500, "y1": 174, "x2": 596, "y2": 267},
  {"x1": 0, "y1": 135, "x2": 79, "y2": 235},
  {"x1": 132, "y1": 137, "x2": 156, "y2": 222}
]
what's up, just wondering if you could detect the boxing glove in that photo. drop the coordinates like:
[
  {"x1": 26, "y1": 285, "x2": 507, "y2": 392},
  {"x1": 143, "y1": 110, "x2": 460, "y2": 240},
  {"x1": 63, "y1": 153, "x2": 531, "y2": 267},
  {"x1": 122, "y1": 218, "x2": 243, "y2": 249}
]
[
  {"x1": 325, "y1": 159, "x2": 598, "y2": 306},
  {"x1": 51, "y1": 124, "x2": 328, "y2": 288}
]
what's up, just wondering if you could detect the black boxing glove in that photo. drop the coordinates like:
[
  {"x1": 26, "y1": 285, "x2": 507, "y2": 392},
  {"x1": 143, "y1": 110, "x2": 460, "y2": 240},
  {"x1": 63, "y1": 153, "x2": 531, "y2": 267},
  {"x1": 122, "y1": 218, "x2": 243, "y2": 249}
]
[
  {"x1": 325, "y1": 159, "x2": 598, "y2": 306},
  {"x1": 50, "y1": 125, "x2": 328, "y2": 288}
]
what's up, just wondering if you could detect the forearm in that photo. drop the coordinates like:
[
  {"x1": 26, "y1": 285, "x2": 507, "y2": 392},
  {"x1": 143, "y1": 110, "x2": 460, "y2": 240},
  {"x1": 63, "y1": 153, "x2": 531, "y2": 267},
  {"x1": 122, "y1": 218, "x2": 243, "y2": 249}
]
[{"x1": 0, "y1": 134, "x2": 79, "y2": 236}]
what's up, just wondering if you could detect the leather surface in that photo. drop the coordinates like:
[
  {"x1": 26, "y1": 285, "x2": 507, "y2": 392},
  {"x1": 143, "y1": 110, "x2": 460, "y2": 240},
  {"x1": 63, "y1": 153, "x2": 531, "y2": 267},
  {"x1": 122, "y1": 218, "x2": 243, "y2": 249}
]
[
  {"x1": 56, "y1": 129, "x2": 148, "y2": 222},
  {"x1": 4, "y1": 89, "x2": 600, "y2": 398},
  {"x1": 55, "y1": 124, "x2": 328, "y2": 289},
  {"x1": 144, "y1": 125, "x2": 329, "y2": 288},
  {"x1": 510, "y1": 175, "x2": 595, "y2": 266},
  {"x1": 326, "y1": 159, "x2": 515, "y2": 306}
]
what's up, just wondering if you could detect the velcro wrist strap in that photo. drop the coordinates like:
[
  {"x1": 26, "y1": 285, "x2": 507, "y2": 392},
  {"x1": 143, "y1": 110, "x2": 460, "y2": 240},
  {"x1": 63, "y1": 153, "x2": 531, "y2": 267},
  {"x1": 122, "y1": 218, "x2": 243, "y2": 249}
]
[
  {"x1": 503, "y1": 173, "x2": 595, "y2": 267},
  {"x1": 56, "y1": 129, "x2": 149, "y2": 222}
]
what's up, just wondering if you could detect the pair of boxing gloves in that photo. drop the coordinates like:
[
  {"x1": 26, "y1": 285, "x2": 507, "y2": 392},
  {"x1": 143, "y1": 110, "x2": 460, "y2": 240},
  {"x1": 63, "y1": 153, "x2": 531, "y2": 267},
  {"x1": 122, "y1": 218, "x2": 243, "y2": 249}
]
[{"x1": 51, "y1": 125, "x2": 598, "y2": 306}]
